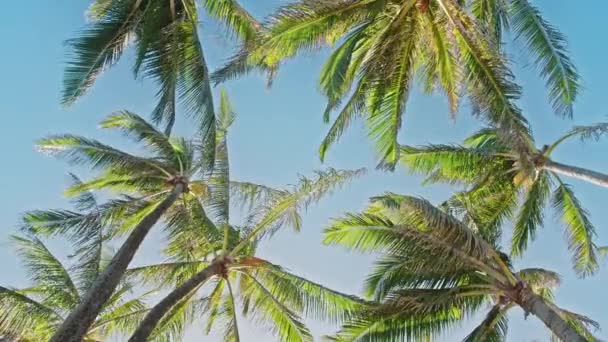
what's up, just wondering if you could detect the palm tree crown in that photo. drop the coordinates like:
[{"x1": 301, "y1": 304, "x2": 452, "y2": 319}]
[
  {"x1": 323, "y1": 193, "x2": 599, "y2": 341},
  {"x1": 400, "y1": 123, "x2": 608, "y2": 275},
  {"x1": 123, "y1": 91, "x2": 366, "y2": 341},
  {"x1": 215, "y1": 0, "x2": 578, "y2": 168}
]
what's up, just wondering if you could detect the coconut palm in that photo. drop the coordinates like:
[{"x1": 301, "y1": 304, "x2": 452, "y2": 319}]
[
  {"x1": 64, "y1": 0, "x2": 259, "y2": 135},
  {"x1": 323, "y1": 193, "x2": 599, "y2": 341},
  {"x1": 0, "y1": 229, "x2": 152, "y2": 341},
  {"x1": 214, "y1": 0, "x2": 577, "y2": 168},
  {"x1": 37, "y1": 110, "x2": 216, "y2": 342},
  {"x1": 399, "y1": 122, "x2": 608, "y2": 275},
  {"x1": 125, "y1": 91, "x2": 366, "y2": 341}
]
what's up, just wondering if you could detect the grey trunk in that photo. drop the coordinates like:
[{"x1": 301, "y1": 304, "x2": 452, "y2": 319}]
[
  {"x1": 128, "y1": 263, "x2": 219, "y2": 342},
  {"x1": 49, "y1": 184, "x2": 184, "y2": 342},
  {"x1": 518, "y1": 288, "x2": 586, "y2": 342},
  {"x1": 543, "y1": 159, "x2": 608, "y2": 188}
]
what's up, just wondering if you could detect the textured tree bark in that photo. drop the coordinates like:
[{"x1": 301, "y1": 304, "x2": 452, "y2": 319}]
[
  {"x1": 128, "y1": 263, "x2": 221, "y2": 342},
  {"x1": 518, "y1": 288, "x2": 586, "y2": 342},
  {"x1": 543, "y1": 159, "x2": 608, "y2": 188},
  {"x1": 49, "y1": 184, "x2": 184, "y2": 342}
]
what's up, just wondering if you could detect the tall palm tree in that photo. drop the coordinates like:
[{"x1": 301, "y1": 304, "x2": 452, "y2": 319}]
[
  {"x1": 400, "y1": 123, "x2": 608, "y2": 275},
  {"x1": 323, "y1": 193, "x2": 599, "y2": 341},
  {"x1": 125, "y1": 91, "x2": 366, "y2": 341},
  {"x1": 37, "y1": 111, "x2": 213, "y2": 342},
  {"x1": 64, "y1": 0, "x2": 259, "y2": 135},
  {"x1": 0, "y1": 220, "x2": 152, "y2": 341},
  {"x1": 215, "y1": 0, "x2": 577, "y2": 168}
]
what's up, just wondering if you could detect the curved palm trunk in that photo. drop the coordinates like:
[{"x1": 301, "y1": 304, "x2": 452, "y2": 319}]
[
  {"x1": 543, "y1": 159, "x2": 608, "y2": 188},
  {"x1": 518, "y1": 288, "x2": 586, "y2": 342},
  {"x1": 128, "y1": 262, "x2": 220, "y2": 341},
  {"x1": 49, "y1": 184, "x2": 184, "y2": 342}
]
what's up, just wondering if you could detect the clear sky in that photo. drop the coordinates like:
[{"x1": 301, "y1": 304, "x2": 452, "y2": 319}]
[{"x1": 0, "y1": 1, "x2": 606, "y2": 341}]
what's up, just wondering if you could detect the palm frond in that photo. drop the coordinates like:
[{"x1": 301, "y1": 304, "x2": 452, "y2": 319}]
[
  {"x1": 249, "y1": 262, "x2": 367, "y2": 324},
  {"x1": 11, "y1": 236, "x2": 80, "y2": 310},
  {"x1": 509, "y1": 0, "x2": 579, "y2": 117},
  {"x1": 435, "y1": 0, "x2": 532, "y2": 153},
  {"x1": 551, "y1": 180, "x2": 598, "y2": 276},
  {"x1": 201, "y1": 0, "x2": 260, "y2": 42},
  {"x1": 511, "y1": 172, "x2": 551, "y2": 257},
  {"x1": 0, "y1": 286, "x2": 61, "y2": 340},
  {"x1": 239, "y1": 271, "x2": 313, "y2": 342},
  {"x1": 62, "y1": 0, "x2": 141, "y2": 105},
  {"x1": 233, "y1": 168, "x2": 365, "y2": 254},
  {"x1": 462, "y1": 305, "x2": 509, "y2": 342},
  {"x1": 100, "y1": 111, "x2": 175, "y2": 157}
]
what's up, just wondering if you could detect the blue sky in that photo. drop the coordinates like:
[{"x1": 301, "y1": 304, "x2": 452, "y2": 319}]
[{"x1": 0, "y1": 1, "x2": 607, "y2": 341}]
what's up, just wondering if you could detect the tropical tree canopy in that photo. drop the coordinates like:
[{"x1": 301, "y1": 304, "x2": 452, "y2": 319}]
[
  {"x1": 323, "y1": 193, "x2": 599, "y2": 341},
  {"x1": 215, "y1": 0, "x2": 578, "y2": 168},
  {"x1": 399, "y1": 124, "x2": 608, "y2": 276},
  {"x1": 121, "y1": 92, "x2": 366, "y2": 341}
]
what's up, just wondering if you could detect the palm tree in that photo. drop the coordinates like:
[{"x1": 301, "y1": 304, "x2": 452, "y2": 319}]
[
  {"x1": 400, "y1": 123, "x2": 608, "y2": 275},
  {"x1": 215, "y1": 0, "x2": 577, "y2": 168},
  {"x1": 37, "y1": 111, "x2": 214, "y2": 342},
  {"x1": 125, "y1": 91, "x2": 366, "y2": 341},
  {"x1": 64, "y1": 0, "x2": 259, "y2": 135},
  {"x1": 323, "y1": 193, "x2": 599, "y2": 341},
  {"x1": 0, "y1": 222, "x2": 152, "y2": 341}
]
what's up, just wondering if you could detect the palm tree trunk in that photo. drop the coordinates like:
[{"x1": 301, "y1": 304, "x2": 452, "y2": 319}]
[
  {"x1": 543, "y1": 159, "x2": 608, "y2": 188},
  {"x1": 128, "y1": 262, "x2": 220, "y2": 342},
  {"x1": 49, "y1": 184, "x2": 184, "y2": 342},
  {"x1": 518, "y1": 287, "x2": 586, "y2": 342}
]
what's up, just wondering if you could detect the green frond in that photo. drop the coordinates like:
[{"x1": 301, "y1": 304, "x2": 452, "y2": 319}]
[
  {"x1": 91, "y1": 294, "x2": 150, "y2": 337},
  {"x1": 566, "y1": 122, "x2": 608, "y2": 143},
  {"x1": 100, "y1": 111, "x2": 175, "y2": 157},
  {"x1": 329, "y1": 287, "x2": 485, "y2": 342},
  {"x1": 0, "y1": 286, "x2": 61, "y2": 340},
  {"x1": 147, "y1": 291, "x2": 202, "y2": 342},
  {"x1": 462, "y1": 305, "x2": 509, "y2": 342},
  {"x1": 11, "y1": 236, "x2": 80, "y2": 310},
  {"x1": 323, "y1": 212, "x2": 400, "y2": 252},
  {"x1": 421, "y1": 10, "x2": 461, "y2": 114},
  {"x1": 551, "y1": 181, "x2": 598, "y2": 276},
  {"x1": 365, "y1": 254, "x2": 474, "y2": 301},
  {"x1": 201, "y1": 0, "x2": 260, "y2": 42},
  {"x1": 471, "y1": 0, "x2": 509, "y2": 43},
  {"x1": 511, "y1": 172, "x2": 551, "y2": 257},
  {"x1": 319, "y1": 21, "x2": 371, "y2": 119},
  {"x1": 229, "y1": 181, "x2": 284, "y2": 211},
  {"x1": 260, "y1": 0, "x2": 386, "y2": 65},
  {"x1": 126, "y1": 261, "x2": 208, "y2": 290},
  {"x1": 62, "y1": 0, "x2": 140, "y2": 105},
  {"x1": 36, "y1": 134, "x2": 171, "y2": 176},
  {"x1": 223, "y1": 279, "x2": 241, "y2": 342},
  {"x1": 551, "y1": 307, "x2": 601, "y2": 342},
  {"x1": 435, "y1": 0, "x2": 532, "y2": 153},
  {"x1": 399, "y1": 144, "x2": 493, "y2": 184},
  {"x1": 364, "y1": 4, "x2": 418, "y2": 169},
  {"x1": 233, "y1": 168, "x2": 365, "y2": 254},
  {"x1": 163, "y1": 196, "x2": 222, "y2": 260},
  {"x1": 239, "y1": 271, "x2": 313, "y2": 342},
  {"x1": 509, "y1": 0, "x2": 579, "y2": 117},
  {"x1": 249, "y1": 262, "x2": 367, "y2": 324},
  {"x1": 203, "y1": 279, "x2": 226, "y2": 335}
]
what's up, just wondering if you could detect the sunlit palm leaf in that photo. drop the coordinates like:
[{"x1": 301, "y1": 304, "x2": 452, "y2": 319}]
[
  {"x1": 509, "y1": 0, "x2": 579, "y2": 117},
  {"x1": 551, "y1": 180, "x2": 598, "y2": 276}
]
